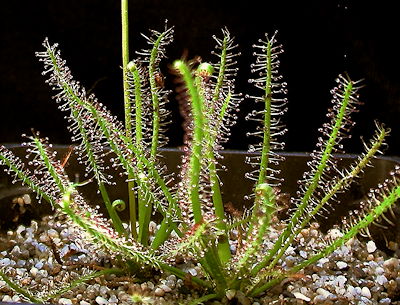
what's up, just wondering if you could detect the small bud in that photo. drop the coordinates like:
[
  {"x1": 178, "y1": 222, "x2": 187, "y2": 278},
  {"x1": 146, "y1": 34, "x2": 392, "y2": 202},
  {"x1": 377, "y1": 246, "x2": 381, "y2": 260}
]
[
  {"x1": 197, "y1": 62, "x2": 214, "y2": 76},
  {"x1": 173, "y1": 60, "x2": 184, "y2": 70},
  {"x1": 126, "y1": 61, "x2": 136, "y2": 71}
]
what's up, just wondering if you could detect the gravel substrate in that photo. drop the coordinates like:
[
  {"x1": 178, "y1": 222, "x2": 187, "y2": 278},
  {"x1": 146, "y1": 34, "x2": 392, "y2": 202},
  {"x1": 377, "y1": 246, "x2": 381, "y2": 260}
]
[{"x1": 1, "y1": 205, "x2": 400, "y2": 304}]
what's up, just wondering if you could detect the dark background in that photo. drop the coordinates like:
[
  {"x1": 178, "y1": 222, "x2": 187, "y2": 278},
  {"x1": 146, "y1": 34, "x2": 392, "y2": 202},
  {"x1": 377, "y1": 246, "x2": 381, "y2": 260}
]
[{"x1": 1, "y1": 0, "x2": 399, "y2": 155}]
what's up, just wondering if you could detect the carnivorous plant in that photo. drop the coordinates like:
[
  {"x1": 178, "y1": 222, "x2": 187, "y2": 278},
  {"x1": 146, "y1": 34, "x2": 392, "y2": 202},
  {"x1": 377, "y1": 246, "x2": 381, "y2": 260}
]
[{"x1": 1, "y1": 1, "x2": 400, "y2": 304}]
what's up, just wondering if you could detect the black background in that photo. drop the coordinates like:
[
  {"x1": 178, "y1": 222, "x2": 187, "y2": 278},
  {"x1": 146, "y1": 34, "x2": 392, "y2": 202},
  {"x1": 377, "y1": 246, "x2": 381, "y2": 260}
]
[{"x1": 1, "y1": 0, "x2": 399, "y2": 155}]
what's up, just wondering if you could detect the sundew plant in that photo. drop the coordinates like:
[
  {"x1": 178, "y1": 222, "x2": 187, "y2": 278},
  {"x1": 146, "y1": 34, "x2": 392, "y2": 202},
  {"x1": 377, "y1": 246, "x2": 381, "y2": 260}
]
[{"x1": 1, "y1": 1, "x2": 400, "y2": 304}]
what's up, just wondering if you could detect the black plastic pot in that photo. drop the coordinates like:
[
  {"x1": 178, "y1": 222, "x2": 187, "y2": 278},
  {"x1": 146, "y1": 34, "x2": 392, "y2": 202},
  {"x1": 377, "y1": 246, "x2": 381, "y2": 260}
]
[{"x1": 1, "y1": 145, "x2": 399, "y2": 231}]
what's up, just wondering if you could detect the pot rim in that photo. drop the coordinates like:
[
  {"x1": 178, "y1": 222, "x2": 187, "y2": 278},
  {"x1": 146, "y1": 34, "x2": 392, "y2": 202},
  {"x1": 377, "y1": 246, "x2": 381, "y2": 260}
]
[{"x1": 3, "y1": 143, "x2": 399, "y2": 163}]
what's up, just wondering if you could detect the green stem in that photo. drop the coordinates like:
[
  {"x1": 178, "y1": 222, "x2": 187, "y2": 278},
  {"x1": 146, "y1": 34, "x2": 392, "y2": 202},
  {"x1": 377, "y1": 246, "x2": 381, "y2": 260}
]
[
  {"x1": 137, "y1": 30, "x2": 170, "y2": 244},
  {"x1": 150, "y1": 217, "x2": 173, "y2": 249},
  {"x1": 121, "y1": 0, "x2": 131, "y2": 136},
  {"x1": 98, "y1": 181, "x2": 125, "y2": 235},
  {"x1": 201, "y1": 245, "x2": 227, "y2": 293},
  {"x1": 127, "y1": 61, "x2": 144, "y2": 146},
  {"x1": 246, "y1": 39, "x2": 272, "y2": 239},
  {"x1": 149, "y1": 35, "x2": 164, "y2": 158},
  {"x1": 208, "y1": 40, "x2": 233, "y2": 263},
  {"x1": 126, "y1": 63, "x2": 144, "y2": 242},
  {"x1": 174, "y1": 61, "x2": 230, "y2": 288},
  {"x1": 212, "y1": 35, "x2": 227, "y2": 103},
  {"x1": 209, "y1": 157, "x2": 231, "y2": 263},
  {"x1": 189, "y1": 293, "x2": 219, "y2": 305},
  {"x1": 121, "y1": 0, "x2": 137, "y2": 239},
  {"x1": 230, "y1": 184, "x2": 275, "y2": 288},
  {"x1": 258, "y1": 39, "x2": 272, "y2": 186},
  {"x1": 159, "y1": 263, "x2": 211, "y2": 289},
  {"x1": 196, "y1": 63, "x2": 231, "y2": 262},
  {"x1": 174, "y1": 60, "x2": 204, "y2": 223},
  {"x1": 121, "y1": 136, "x2": 183, "y2": 240}
]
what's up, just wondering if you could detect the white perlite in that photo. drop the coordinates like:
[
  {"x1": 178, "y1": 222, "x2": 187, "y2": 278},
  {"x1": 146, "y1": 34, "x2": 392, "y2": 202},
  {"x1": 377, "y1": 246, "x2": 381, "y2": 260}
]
[
  {"x1": 316, "y1": 288, "x2": 332, "y2": 298},
  {"x1": 1, "y1": 296, "x2": 12, "y2": 302},
  {"x1": 361, "y1": 286, "x2": 371, "y2": 298},
  {"x1": 95, "y1": 296, "x2": 109, "y2": 305},
  {"x1": 59, "y1": 298, "x2": 73, "y2": 305},
  {"x1": 293, "y1": 292, "x2": 311, "y2": 302},
  {"x1": 336, "y1": 261, "x2": 348, "y2": 269},
  {"x1": 376, "y1": 274, "x2": 388, "y2": 285},
  {"x1": 0, "y1": 215, "x2": 399, "y2": 304},
  {"x1": 366, "y1": 240, "x2": 377, "y2": 253},
  {"x1": 334, "y1": 275, "x2": 347, "y2": 287}
]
